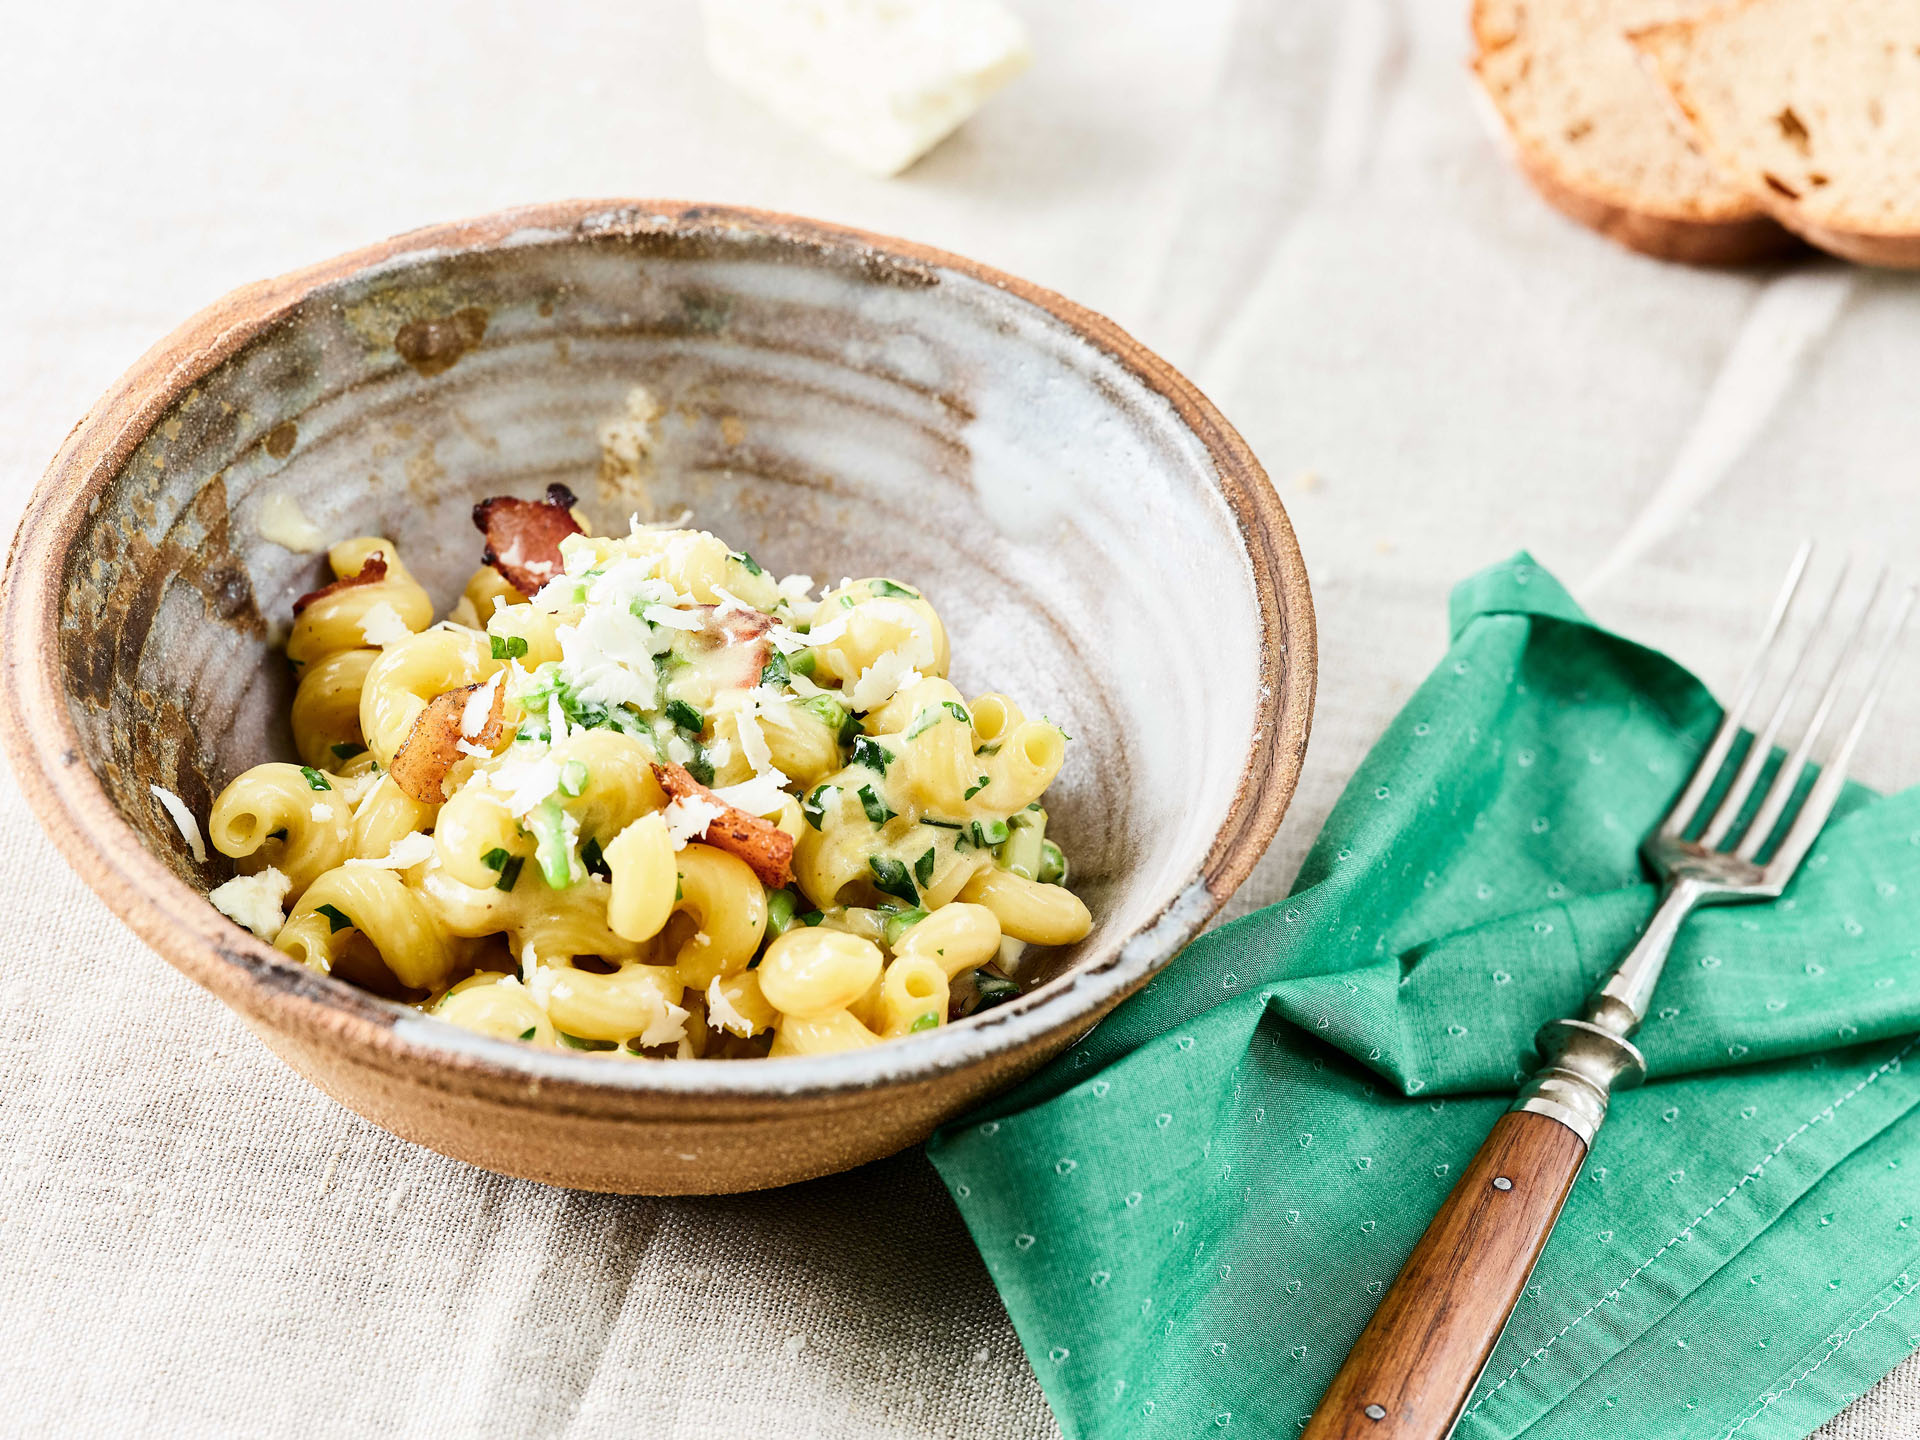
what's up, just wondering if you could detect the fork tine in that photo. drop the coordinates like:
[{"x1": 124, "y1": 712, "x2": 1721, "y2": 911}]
[
  {"x1": 1660, "y1": 543, "x2": 1812, "y2": 840},
  {"x1": 1697, "y1": 555, "x2": 1846, "y2": 849},
  {"x1": 1730, "y1": 567, "x2": 1887, "y2": 859},
  {"x1": 1759, "y1": 586, "x2": 1916, "y2": 877}
]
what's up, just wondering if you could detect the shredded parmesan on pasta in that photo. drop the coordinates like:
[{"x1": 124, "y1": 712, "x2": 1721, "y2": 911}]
[{"x1": 149, "y1": 784, "x2": 206, "y2": 864}]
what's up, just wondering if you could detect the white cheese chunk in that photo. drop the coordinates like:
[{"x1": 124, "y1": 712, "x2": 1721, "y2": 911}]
[
  {"x1": 310, "y1": 802, "x2": 334, "y2": 823},
  {"x1": 461, "y1": 673, "x2": 502, "y2": 738},
  {"x1": 848, "y1": 650, "x2": 922, "y2": 712},
  {"x1": 706, "y1": 977, "x2": 755, "y2": 1037},
  {"x1": 489, "y1": 754, "x2": 562, "y2": 816},
  {"x1": 662, "y1": 795, "x2": 727, "y2": 849},
  {"x1": 257, "y1": 493, "x2": 326, "y2": 553},
  {"x1": 149, "y1": 784, "x2": 206, "y2": 864},
  {"x1": 346, "y1": 832, "x2": 438, "y2": 870},
  {"x1": 711, "y1": 771, "x2": 792, "y2": 819},
  {"x1": 359, "y1": 601, "x2": 411, "y2": 647},
  {"x1": 703, "y1": 0, "x2": 1032, "y2": 176},
  {"x1": 208, "y1": 866, "x2": 291, "y2": 939},
  {"x1": 640, "y1": 999, "x2": 691, "y2": 1049}
]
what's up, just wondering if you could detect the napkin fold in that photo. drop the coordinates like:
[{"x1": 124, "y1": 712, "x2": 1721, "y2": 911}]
[{"x1": 929, "y1": 555, "x2": 1920, "y2": 1440}]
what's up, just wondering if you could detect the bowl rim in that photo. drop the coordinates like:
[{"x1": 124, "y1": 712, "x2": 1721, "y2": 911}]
[{"x1": 0, "y1": 199, "x2": 1316, "y2": 1103}]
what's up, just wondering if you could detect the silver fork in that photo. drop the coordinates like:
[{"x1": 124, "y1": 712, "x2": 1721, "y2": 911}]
[{"x1": 1305, "y1": 546, "x2": 1915, "y2": 1440}]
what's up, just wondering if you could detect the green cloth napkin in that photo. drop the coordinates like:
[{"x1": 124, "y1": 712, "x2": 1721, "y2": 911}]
[{"x1": 928, "y1": 555, "x2": 1920, "y2": 1440}]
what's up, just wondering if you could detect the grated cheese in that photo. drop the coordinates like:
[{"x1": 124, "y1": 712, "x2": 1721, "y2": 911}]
[
  {"x1": 257, "y1": 492, "x2": 326, "y2": 553},
  {"x1": 641, "y1": 998, "x2": 691, "y2": 1048},
  {"x1": 208, "y1": 866, "x2": 291, "y2": 939},
  {"x1": 644, "y1": 604, "x2": 706, "y2": 632},
  {"x1": 359, "y1": 601, "x2": 411, "y2": 647},
  {"x1": 489, "y1": 754, "x2": 562, "y2": 815},
  {"x1": 711, "y1": 771, "x2": 792, "y2": 819},
  {"x1": 346, "y1": 832, "x2": 437, "y2": 870},
  {"x1": 662, "y1": 795, "x2": 726, "y2": 849},
  {"x1": 461, "y1": 673, "x2": 502, "y2": 738},
  {"x1": 849, "y1": 650, "x2": 922, "y2": 712},
  {"x1": 149, "y1": 784, "x2": 206, "y2": 863},
  {"x1": 310, "y1": 802, "x2": 334, "y2": 822},
  {"x1": 705, "y1": 977, "x2": 755, "y2": 1037}
]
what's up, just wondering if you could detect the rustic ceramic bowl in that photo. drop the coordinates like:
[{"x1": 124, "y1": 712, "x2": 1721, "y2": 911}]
[{"x1": 0, "y1": 201, "x2": 1314, "y2": 1194}]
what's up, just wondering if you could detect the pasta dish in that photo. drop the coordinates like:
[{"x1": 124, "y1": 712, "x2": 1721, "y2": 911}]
[{"x1": 195, "y1": 486, "x2": 1091, "y2": 1059}]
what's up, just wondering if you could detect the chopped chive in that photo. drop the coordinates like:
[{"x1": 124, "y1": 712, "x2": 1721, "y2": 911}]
[
  {"x1": 558, "y1": 1031, "x2": 617, "y2": 1051},
  {"x1": 517, "y1": 1026, "x2": 537, "y2": 1041},
  {"x1": 906, "y1": 708, "x2": 941, "y2": 740},
  {"x1": 481, "y1": 847, "x2": 510, "y2": 872},
  {"x1": 790, "y1": 649, "x2": 818, "y2": 677},
  {"x1": 868, "y1": 855, "x2": 918, "y2": 905},
  {"x1": 728, "y1": 550, "x2": 765, "y2": 576},
  {"x1": 581, "y1": 835, "x2": 609, "y2": 879},
  {"x1": 315, "y1": 903, "x2": 354, "y2": 934},
  {"x1": 976, "y1": 743, "x2": 1002, "y2": 757},
  {"x1": 489, "y1": 633, "x2": 529, "y2": 660},
  {"x1": 330, "y1": 741, "x2": 365, "y2": 761},
  {"x1": 528, "y1": 798, "x2": 574, "y2": 890},
  {"x1": 885, "y1": 907, "x2": 928, "y2": 949},
  {"x1": 919, "y1": 817, "x2": 962, "y2": 829},
  {"x1": 850, "y1": 735, "x2": 894, "y2": 773},
  {"x1": 871, "y1": 579, "x2": 920, "y2": 599},
  {"x1": 974, "y1": 973, "x2": 1021, "y2": 1012},
  {"x1": 840, "y1": 595, "x2": 854, "y2": 609},
  {"x1": 559, "y1": 760, "x2": 589, "y2": 797},
  {"x1": 799, "y1": 909, "x2": 825, "y2": 927},
  {"x1": 495, "y1": 855, "x2": 525, "y2": 892},
  {"x1": 909, "y1": 1012, "x2": 941, "y2": 1032},
  {"x1": 964, "y1": 775, "x2": 990, "y2": 800},
  {"x1": 1038, "y1": 840, "x2": 1068, "y2": 886},
  {"x1": 801, "y1": 693, "x2": 848, "y2": 736},
  {"x1": 970, "y1": 818, "x2": 1011, "y2": 849},
  {"x1": 1028, "y1": 801, "x2": 1043, "y2": 811},
  {"x1": 944, "y1": 701, "x2": 973, "y2": 726},
  {"x1": 802, "y1": 785, "x2": 834, "y2": 830},
  {"x1": 665, "y1": 699, "x2": 704, "y2": 733},
  {"x1": 914, "y1": 846, "x2": 936, "y2": 887},
  {"x1": 858, "y1": 784, "x2": 895, "y2": 826},
  {"x1": 676, "y1": 875, "x2": 684, "y2": 902},
  {"x1": 760, "y1": 651, "x2": 790, "y2": 687},
  {"x1": 300, "y1": 766, "x2": 331, "y2": 791},
  {"x1": 766, "y1": 887, "x2": 799, "y2": 937}
]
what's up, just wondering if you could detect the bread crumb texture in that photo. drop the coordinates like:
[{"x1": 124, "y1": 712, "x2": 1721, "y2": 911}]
[{"x1": 1637, "y1": 0, "x2": 1920, "y2": 261}]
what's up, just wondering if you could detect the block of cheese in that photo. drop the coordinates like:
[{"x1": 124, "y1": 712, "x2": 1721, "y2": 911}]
[{"x1": 703, "y1": 0, "x2": 1032, "y2": 176}]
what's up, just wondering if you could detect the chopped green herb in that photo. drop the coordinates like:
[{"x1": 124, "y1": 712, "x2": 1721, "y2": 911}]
[
  {"x1": 760, "y1": 651, "x2": 790, "y2": 687},
  {"x1": 517, "y1": 1026, "x2": 537, "y2": 1041},
  {"x1": 494, "y1": 855, "x2": 525, "y2": 892},
  {"x1": 489, "y1": 633, "x2": 529, "y2": 660},
  {"x1": 858, "y1": 784, "x2": 895, "y2": 826},
  {"x1": 906, "y1": 707, "x2": 942, "y2": 740},
  {"x1": 802, "y1": 694, "x2": 848, "y2": 737},
  {"x1": 685, "y1": 753, "x2": 715, "y2": 786},
  {"x1": 330, "y1": 741, "x2": 366, "y2": 761},
  {"x1": 790, "y1": 649, "x2": 818, "y2": 677},
  {"x1": 850, "y1": 735, "x2": 894, "y2": 773},
  {"x1": 840, "y1": 595, "x2": 854, "y2": 609},
  {"x1": 528, "y1": 798, "x2": 575, "y2": 890},
  {"x1": 728, "y1": 550, "x2": 765, "y2": 577},
  {"x1": 871, "y1": 579, "x2": 920, "y2": 599},
  {"x1": 885, "y1": 907, "x2": 927, "y2": 949},
  {"x1": 1027, "y1": 801, "x2": 1043, "y2": 812},
  {"x1": 315, "y1": 903, "x2": 354, "y2": 934},
  {"x1": 964, "y1": 775, "x2": 990, "y2": 800},
  {"x1": 675, "y1": 875, "x2": 684, "y2": 902},
  {"x1": 665, "y1": 699, "x2": 704, "y2": 733},
  {"x1": 974, "y1": 973, "x2": 1021, "y2": 1013},
  {"x1": 1038, "y1": 840, "x2": 1069, "y2": 885},
  {"x1": 766, "y1": 887, "x2": 799, "y2": 937},
  {"x1": 558, "y1": 1031, "x2": 617, "y2": 1051},
  {"x1": 481, "y1": 847, "x2": 510, "y2": 872},
  {"x1": 799, "y1": 909, "x2": 825, "y2": 927},
  {"x1": 558, "y1": 760, "x2": 589, "y2": 797},
  {"x1": 919, "y1": 817, "x2": 962, "y2": 830},
  {"x1": 300, "y1": 766, "x2": 331, "y2": 792},
  {"x1": 909, "y1": 1012, "x2": 941, "y2": 1032},
  {"x1": 581, "y1": 835, "x2": 610, "y2": 879},
  {"x1": 1044, "y1": 716, "x2": 1073, "y2": 740},
  {"x1": 976, "y1": 743, "x2": 1002, "y2": 757},
  {"x1": 837, "y1": 710, "x2": 862, "y2": 747},
  {"x1": 944, "y1": 701, "x2": 973, "y2": 726},
  {"x1": 868, "y1": 855, "x2": 918, "y2": 905},
  {"x1": 268, "y1": 828, "x2": 289, "y2": 842},
  {"x1": 802, "y1": 785, "x2": 834, "y2": 830},
  {"x1": 914, "y1": 846, "x2": 936, "y2": 888},
  {"x1": 970, "y1": 818, "x2": 1011, "y2": 849}
]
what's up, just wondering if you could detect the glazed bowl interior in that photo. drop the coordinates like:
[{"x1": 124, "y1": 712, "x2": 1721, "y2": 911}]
[{"x1": 22, "y1": 203, "x2": 1309, "y2": 1134}]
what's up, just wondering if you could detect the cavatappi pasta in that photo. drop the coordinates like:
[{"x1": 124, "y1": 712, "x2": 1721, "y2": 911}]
[{"x1": 202, "y1": 495, "x2": 1090, "y2": 1060}]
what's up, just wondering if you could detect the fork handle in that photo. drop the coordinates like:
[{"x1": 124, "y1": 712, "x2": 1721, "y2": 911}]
[{"x1": 1301, "y1": 1111, "x2": 1589, "y2": 1440}]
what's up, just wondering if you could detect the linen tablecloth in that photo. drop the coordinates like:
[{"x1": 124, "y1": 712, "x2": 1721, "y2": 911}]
[{"x1": 4, "y1": 1, "x2": 1918, "y2": 1434}]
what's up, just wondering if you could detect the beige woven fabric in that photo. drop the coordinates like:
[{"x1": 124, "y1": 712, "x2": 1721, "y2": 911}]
[{"x1": 3, "y1": 1, "x2": 1918, "y2": 1435}]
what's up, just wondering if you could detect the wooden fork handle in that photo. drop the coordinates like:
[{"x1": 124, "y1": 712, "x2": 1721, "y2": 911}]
[{"x1": 1302, "y1": 1110, "x2": 1589, "y2": 1440}]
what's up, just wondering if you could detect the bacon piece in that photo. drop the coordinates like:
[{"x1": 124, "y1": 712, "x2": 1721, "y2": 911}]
[
  {"x1": 651, "y1": 761, "x2": 795, "y2": 889},
  {"x1": 293, "y1": 553, "x2": 387, "y2": 615},
  {"x1": 473, "y1": 484, "x2": 584, "y2": 596},
  {"x1": 389, "y1": 680, "x2": 505, "y2": 804}
]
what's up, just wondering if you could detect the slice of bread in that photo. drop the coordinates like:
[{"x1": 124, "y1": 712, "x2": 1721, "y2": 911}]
[
  {"x1": 1473, "y1": 0, "x2": 1796, "y2": 263},
  {"x1": 1635, "y1": 0, "x2": 1920, "y2": 268}
]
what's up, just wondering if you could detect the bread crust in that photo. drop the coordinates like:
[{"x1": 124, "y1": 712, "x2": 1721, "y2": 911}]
[
  {"x1": 1633, "y1": 11, "x2": 1920, "y2": 270},
  {"x1": 1470, "y1": 3, "x2": 1795, "y2": 265}
]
